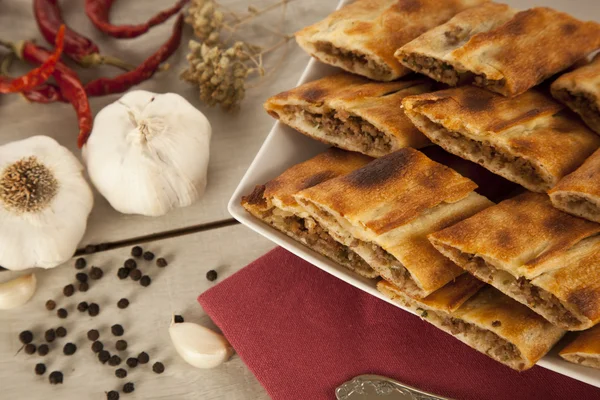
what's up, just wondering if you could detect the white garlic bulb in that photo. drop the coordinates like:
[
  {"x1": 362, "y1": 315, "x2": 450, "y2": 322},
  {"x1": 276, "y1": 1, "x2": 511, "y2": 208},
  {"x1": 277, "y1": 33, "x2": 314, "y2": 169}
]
[
  {"x1": 0, "y1": 136, "x2": 93, "y2": 270},
  {"x1": 82, "y1": 90, "x2": 212, "y2": 217},
  {"x1": 0, "y1": 273, "x2": 37, "y2": 309},
  {"x1": 169, "y1": 318, "x2": 234, "y2": 369}
]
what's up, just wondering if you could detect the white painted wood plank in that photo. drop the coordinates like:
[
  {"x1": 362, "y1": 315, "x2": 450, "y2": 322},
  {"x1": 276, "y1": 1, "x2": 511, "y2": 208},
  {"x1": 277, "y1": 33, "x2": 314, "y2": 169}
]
[
  {"x1": 0, "y1": 224, "x2": 275, "y2": 399},
  {"x1": 0, "y1": 0, "x2": 337, "y2": 246}
]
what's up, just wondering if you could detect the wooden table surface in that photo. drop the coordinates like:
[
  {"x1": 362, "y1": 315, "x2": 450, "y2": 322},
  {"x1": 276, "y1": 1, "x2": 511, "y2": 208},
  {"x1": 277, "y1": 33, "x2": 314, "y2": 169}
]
[{"x1": 0, "y1": 0, "x2": 337, "y2": 398}]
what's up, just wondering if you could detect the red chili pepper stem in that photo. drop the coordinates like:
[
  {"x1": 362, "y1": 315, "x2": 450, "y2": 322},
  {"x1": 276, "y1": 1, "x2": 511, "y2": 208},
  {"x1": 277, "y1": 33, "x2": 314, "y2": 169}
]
[{"x1": 78, "y1": 53, "x2": 135, "y2": 71}]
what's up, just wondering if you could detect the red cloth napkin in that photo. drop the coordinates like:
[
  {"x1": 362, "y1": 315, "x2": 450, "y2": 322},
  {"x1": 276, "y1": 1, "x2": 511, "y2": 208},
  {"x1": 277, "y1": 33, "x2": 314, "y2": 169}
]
[{"x1": 198, "y1": 247, "x2": 600, "y2": 400}]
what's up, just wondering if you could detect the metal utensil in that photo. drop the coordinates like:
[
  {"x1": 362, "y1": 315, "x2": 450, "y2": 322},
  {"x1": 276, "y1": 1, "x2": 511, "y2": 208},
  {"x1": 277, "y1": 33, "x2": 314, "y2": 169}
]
[{"x1": 336, "y1": 375, "x2": 451, "y2": 400}]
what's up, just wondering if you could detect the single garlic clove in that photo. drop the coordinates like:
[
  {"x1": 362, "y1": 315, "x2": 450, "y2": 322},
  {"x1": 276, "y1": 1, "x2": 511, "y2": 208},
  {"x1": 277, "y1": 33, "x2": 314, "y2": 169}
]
[
  {"x1": 169, "y1": 318, "x2": 234, "y2": 369},
  {"x1": 0, "y1": 273, "x2": 37, "y2": 310}
]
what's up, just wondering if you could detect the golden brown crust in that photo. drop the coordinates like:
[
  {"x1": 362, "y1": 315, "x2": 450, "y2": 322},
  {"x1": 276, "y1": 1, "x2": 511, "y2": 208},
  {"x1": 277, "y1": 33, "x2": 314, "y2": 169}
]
[{"x1": 560, "y1": 324, "x2": 600, "y2": 362}]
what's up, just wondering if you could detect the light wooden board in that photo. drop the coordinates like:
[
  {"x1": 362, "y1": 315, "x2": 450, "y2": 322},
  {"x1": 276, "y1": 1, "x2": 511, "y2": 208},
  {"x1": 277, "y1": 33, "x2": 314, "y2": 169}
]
[
  {"x1": 0, "y1": 224, "x2": 276, "y2": 399},
  {"x1": 0, "y1": 0, "x2": 337, "y2": 246}
]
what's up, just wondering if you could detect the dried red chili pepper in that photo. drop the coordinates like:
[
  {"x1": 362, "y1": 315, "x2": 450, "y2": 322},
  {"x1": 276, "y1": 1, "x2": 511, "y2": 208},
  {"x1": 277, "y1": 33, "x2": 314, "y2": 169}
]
[
  {"x1": 85, "y1": 14, "x2": 184, "y2": 97},
  {"x1": 0, "y1": 25, "x2": 65, "y2": 93},
  {"x1": 34, "y1": 0, "x2": 132, "y2": 70},
  {"x1": 22, "y1": 83, "x2": 65, "y2": 103},
  {"x1": 85, "y1": 0, "x2": 188, "y2": 39}
]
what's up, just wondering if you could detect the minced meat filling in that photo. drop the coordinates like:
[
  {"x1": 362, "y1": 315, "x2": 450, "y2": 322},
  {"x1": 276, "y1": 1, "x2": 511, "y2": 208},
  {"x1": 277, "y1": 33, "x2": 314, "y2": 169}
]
[
  {"x1": 403, "y1": 54, "x2": 466, "y2": 86},
  {"x1": 555, "y1": 193, "x2": 600, "y2": 218},
  {"x1": 314, "y1": 42, "x2": 390, "y2": 78},
  {"x1": 284, "y1": 105, "x2": 392, "y2": 153},
  {"x1": 574, "y1": 355, "x2": 600, "y2": 369},
  {"x1": 563, "y1": 89, "x2": 600, "y2": 116},
  {"x1": 473, "y1": 75, "x2": 506, "y2": 92}
]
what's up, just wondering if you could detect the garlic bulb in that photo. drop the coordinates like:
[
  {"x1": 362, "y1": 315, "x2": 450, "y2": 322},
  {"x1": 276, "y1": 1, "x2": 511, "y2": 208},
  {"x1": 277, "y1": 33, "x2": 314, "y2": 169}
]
[
  {"x1": 82, "y1": 90, "x2": 212, "y2": 217},
  {"x1": 169, "y1": 318, "x2": 234, "y2": 369},
  {"x1": 0, "y1": 136, "x2": 93, "y2": 270},
  {"x1": 0, "y1": 273, "x2": 37, "y2": 309}
]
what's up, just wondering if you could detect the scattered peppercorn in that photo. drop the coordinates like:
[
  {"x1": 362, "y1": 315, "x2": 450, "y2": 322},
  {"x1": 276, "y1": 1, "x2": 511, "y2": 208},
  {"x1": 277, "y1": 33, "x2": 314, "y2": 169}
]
[
  {"x1": 88, "y1": 303, "x2": 100, "y2": 317},
  {"x1": 24, "y1": 344, "x2": 37, "y2": 354},
  {"x1": 124, "y1": 259, "x2": 137, "y2": 270},
  {"x1": 63, "y1": 343, "x2": 77, "y2": 356},
  {"x1": 92, "y1": 341, "x2": 104, "y2": 353},
  {"x1": 49, "y1": 371, "x2": 63, "y2": 384},
  {"x1": 117, "y1": 268, "x2": 130, "y2": 279},
  {"x1": 206, "y1": 270, "x2": 218, "y2": 282},
  {"x1": 131, "y1": 246, "x2": 143, "y2": 257},
  {"x1": 90, "y1": 267, "x2": 104, "y2": 280},
  {"x1": 174, "y1": 315, "x2": 184, "y2": 323},
  {"x1": 117, "y1": 298, "x2": 129, "y2": 309},
  {"x1": 63, "y1": 284, "x2": 75, "y2": 297},
  {"x1": 38, "y1": 344, "x2": 49, "y2": 356},
  {"x1": 129, "y1": 269, "x2": 142, "y2": 281},
  {"x1": 137, "y1": 352, "x2": 149, "y2": 364},
  {"x1": 88, "y1": 329, "x2": 100, "y2": 342},
  {"x1": 56, "y1": 327, "x2": 67, "y2": 337},
  {"x1": 107, "y1": 390, "x2": 120, "y2": 400},
  {"x1": 79, "y1": 282, "x2": 90, "y2": 292},
  {"x1": 115, "y1": 368, "x2": 127, "y2": 379},
  {"x1": 76, "y1": 272, "x2": 88, "y2": 283},
  {"x1": 115, "y1": 340, "x2": 127, "y2": 351},
  {"x1": 126, "y1": 358, "x2": 138, "y2": 368},
  {"x1": 85, "y1": 244, "x2": 97, "y2": 254},
  {"x1": 75, "y1": 257, "x2": 87, "y2": 270},
  {"x1": 35, "y1": 363, "x2": 46, "y2": 375},
  {"x1": 156, "y1": 258, "x2": 168, "y2": 268},
  {"x1": 45, "y1": 300, "x2": 56, "y2": 311},
  {"x1": 143, "y1": 251, "x2": 154, "y2": 261},
  {"x1": 98, "y1": 350, "x2": 110, "y2": 364},
  {"x1": 19, "y1": 330, "x2": 33, "y2": 344},
  {"x1": 45, "y1": 329, "x2": 56, "y2": 343},
  {"x1": 111, "y1": 324, "x2": 124, "y2": 337},
  {"x1": 140, "y1": 276, "x2": 152, "y2": 287},
  {"x1": 108, "y1": 355, "x2": 122, "y2": 366},
  {"x1": 57, "y1": 308, "x2": 68, "y2": 319},
  {"x1": 152, "y1": 362, "x2": 165, "y2": 374},
  {"x1": 77, "y1": 301, "x2": 89, "y2": 312},
  {"x1": 123, "y1": 382, "x2": 135, "y2": 393}
]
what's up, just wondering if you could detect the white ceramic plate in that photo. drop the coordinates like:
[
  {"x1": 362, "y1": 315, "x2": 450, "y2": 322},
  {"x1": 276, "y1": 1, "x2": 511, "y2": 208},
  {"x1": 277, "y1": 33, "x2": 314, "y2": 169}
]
[{"x1": 229, "y1": 0, "x2": 600, "y2": 389}]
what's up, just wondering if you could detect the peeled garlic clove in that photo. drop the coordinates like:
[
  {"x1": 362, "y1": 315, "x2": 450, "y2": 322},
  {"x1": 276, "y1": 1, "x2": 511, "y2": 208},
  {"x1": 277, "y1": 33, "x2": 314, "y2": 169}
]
[
  {"x1": 83, "y1": 90, "x2": 212, "y2": 217},
  {"x1": 0, "y1": 274, "x2": 36, "y2": 310},
  {"x1": 169, "y1": 318, "x2": 234, "y2": 369}
]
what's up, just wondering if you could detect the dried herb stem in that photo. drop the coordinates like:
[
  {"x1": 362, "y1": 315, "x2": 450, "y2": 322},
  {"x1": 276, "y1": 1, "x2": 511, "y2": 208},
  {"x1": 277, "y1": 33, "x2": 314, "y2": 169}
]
[{"x1": 231, "y1": 0, "x2": 296, "y2": 28}]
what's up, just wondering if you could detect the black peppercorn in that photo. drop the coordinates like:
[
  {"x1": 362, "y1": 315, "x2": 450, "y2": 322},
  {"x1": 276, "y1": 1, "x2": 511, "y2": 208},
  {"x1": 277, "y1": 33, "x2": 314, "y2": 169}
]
[
  {"x1": 123, "y1": 382, "x2": 135, "y2": 393},
  {"x1": 206, "y1": 270, "x2": 218, "y2": 282},
  {"x1": 117, "y1": 268, "x2": 129, "y2": 279},
  {"x1": 57, "y1": 308, "x2": 68, "y2": 319},
  {"x1": 124, "y1": 259, "x2": 137, "y2": 270},
  {"x1": 38, "y1": 344, "x2": 49, "y2": 356},
  {"x1": 137, "y1": 352, "x2": 149, "y2": 364},
  {"x1": 45, "y1": 300, "x2": 56, "y2": 311},
  {"x1": 56, "y1": 327, "x2": 67, "y2": 337},
  {"x1": 115, "y1": 368, "x2": 127, "y2": 379},
  {"x1": 115, "y1": 340, "x2": 127, "y2": 351},
  {"x1": 143, "y1": 251, "x2": 154, "y2": 261},
  {"x1": 140, "y1": 276, "x2": 151, "y2": 287},
  {"x1": 77, "y1": 301, "x2": 89, "y2": 312},
  {"x1": 19, "y1": 330, "x2": 33, "y2": 344},
  {"x1": 152, "y1": 362, "x2": 165, "y2": 374},
  {"x1": 129, "y1": 269, "x2": 142, "y2": 281},
  {"x1": 75, "y1": 257, "x2": 87, "y2": 270},
  {"x1": 90, "y1": 267, "x2": 104, "y2": 280},
  {"x1": 76, "y1": 272, "x2": 88, "y2": 283},
  {"x1": 87, "y1": 329, "x2": 100, "y2": 342},
  {"x1": 24, "y1": 343, "x2": 37, "y2": 354},
  {"x1": 131, "y1": 246, "x2": 143, "y2": 257},
  {"x1": 174, "y1": 315, "x2": 184, "y2": 324},
  {"x1": 107, "y1": 390, "x2": 120, "y2": 400},
  {"x1": 98, "y1": 350, "x2": 110, "y2": 364},
  {"x1": 35, "y1": 363, "x2": 46, "y2": 375},
  {"x1": 111, "y1": 324, "x2": 124, "y2": 337},
  {"x1": 49, "y1": 371, "x2": 63, "y2": 384},
  {"x1": 117, "y1": 298, "x2": 129, "y2": 309},
  {"x1": 78, "y1": 282, "x2": 89, "y2": 292},
  {"x1": 63, "y1": 284, "x2": 75, "y2": 297},
  {"x1": 63, "y1": 343, "x2": 76, "y2": 356},
  {"x1": 45, "y1": 329, "x2": 56, "y2": 343},
  {"x1": 108, "y1": 355, "x2": 122, "y2": 366},
  {"x1": 85, "y1": 244, "x2": 96, "y2": 254},
  {"x1": 126, "y1": 358, "x2": 138, "y2": 368},
  {"x1": 92, "y1": 341, "x2": 104, "y2": 353},
  {"x1": 156, "y1": 258, "x2": 168, "y2": 268},
  {"x1": 88, "y1": 303, "x2": 100, "y2": 317}
]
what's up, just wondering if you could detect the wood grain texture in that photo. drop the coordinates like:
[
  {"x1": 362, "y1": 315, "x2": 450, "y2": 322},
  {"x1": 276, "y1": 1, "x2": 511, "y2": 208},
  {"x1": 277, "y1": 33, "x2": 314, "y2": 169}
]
[{"x1": 0, "y1": 224, "x2": 275, "y2": 399}]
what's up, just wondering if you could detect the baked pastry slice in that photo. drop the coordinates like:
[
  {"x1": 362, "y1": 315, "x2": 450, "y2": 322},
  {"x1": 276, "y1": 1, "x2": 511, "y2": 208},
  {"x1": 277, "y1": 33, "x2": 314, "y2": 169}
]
[
  {"x1": 265, "y1": 74, "x2": 433, "y2": 158},
  {"x1": 397, "y1": 5, "x2": 600, "y2": 97},
  {"x1": 429, "y1": 192, "x2": 600, "y2": 331},
  {"x1": 295, "y1": 148, "x2": 493, "y2": 298},
  {"x1": 559, "y1": 324, "x2": 600, "y2": 369},
  {"x1": 295, "y1": 0, "x2": 488, "y2": 81},
  {"x1": 378, "y1": 279, "x2": 565, "y2": 371},
  {"x1": 552, "y1": 54, "x2": 600, "y2": 135},
  {"x1": 402, "y1": 86, "x2": 600, "y2": 192},
  {"x1": 242, "y1": 148, "x2": 377, "y2": 278}
]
